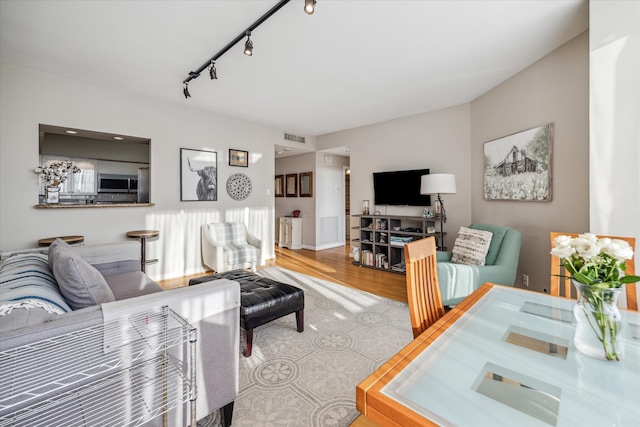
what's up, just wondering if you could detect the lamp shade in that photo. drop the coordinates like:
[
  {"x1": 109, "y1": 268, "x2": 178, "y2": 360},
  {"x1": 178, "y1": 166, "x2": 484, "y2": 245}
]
[{"x1": 420, "y1": 174, "x2": 456, "y2": 195}]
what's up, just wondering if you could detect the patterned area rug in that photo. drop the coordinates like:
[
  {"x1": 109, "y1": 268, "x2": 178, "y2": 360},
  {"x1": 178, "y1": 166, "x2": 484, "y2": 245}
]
[{"x1": 198, "y1": 266, "x2": 412, "y2": 427}]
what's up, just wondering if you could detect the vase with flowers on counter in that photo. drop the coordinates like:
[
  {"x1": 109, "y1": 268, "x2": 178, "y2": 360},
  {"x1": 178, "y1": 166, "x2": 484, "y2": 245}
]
[
  {"x1": 34, "y1": 161, "x2": 81, "y2": 204},
  {"x1": 551, "y1": 233, "x2": 640, "y2": 361}
]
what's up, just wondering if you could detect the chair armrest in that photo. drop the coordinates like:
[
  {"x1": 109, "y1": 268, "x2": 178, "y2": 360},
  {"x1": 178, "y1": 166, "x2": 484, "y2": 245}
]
[
  {"x1": 201, "y1": 225, "x2": 225, "y2": 271},
  {"x1": 245, "y1": 228, "x2": 263, "y2": 265},
  {"x1": 246, "y1": 231, "x2": 262, "y2": 250},
  {"x1": 436, "y1": 251, "x2": 452, "y2": 262},
  {"x1": 474, "y1": 264, "x2": 517, "y2": 287}
]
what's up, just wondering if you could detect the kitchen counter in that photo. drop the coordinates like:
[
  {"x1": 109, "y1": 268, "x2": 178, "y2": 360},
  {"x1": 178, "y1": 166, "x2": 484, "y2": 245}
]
[{"x1": 34, "y1": 203, "x2": 155, "y2": 209}]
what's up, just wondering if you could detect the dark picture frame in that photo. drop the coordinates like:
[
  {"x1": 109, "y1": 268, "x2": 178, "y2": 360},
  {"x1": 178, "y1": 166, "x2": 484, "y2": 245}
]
[
  {"x1": 483, "y1": 123, "x2": 553, "y2": 201},
  {"x1": 299, "y1": 172, "x2": 313, "y2": 197},
  {"x1": 286, "y1": 173, "x2": 298, "y2": 197},
  {"x1": 275, "y1": 175, "x2": 284, "y2": 197},
  {"x1": 180, "y1": 148, "x2": 217, "y2": 201},
  {"x1": 229, "y1": 149, "x2": 249, "y2": 167}
]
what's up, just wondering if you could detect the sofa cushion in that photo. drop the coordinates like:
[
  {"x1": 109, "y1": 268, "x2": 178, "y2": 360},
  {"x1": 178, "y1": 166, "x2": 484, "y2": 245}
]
[
  {"x1": 0, "y1": 253, "x2": 71, "y2": 331},
  {"x1": 106, "y1": 271, "x2": 164, "y2": 300},
  {"x1": 450, "y1": 227, "x2": 493, "y2": 266},
  {"x1": 73, "y1": 241, "x2": 141, "y2": 276},
  {"x1": 212, "y1": 223, "x2": 260, "y2": 265},
  {"x1": 49, "y1": 239, "x2": 115, "y2": 309}
]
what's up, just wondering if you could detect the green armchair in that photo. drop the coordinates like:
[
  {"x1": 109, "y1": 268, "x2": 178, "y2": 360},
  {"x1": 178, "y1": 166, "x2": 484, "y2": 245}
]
[{"x1": 436, "y1": 223, "x2": 522, "y2": 306}]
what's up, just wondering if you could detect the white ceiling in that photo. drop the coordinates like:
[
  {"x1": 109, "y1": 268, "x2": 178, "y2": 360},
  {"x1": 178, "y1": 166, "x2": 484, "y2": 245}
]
[{"x1": 0, "y1": 1, "x2": 588, "y2": 140}]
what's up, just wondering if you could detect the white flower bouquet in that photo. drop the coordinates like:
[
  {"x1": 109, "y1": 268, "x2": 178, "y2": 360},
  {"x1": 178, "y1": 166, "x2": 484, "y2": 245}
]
[
  {"x1": 34, "y1": 161, "x2": 81, "y2": 187},
  {"x1": 551, "y1": 233, "x2": 639, "y2": 361},
  {"x1": 551, "y1": 233, "x2": 639, "y2": 288}
]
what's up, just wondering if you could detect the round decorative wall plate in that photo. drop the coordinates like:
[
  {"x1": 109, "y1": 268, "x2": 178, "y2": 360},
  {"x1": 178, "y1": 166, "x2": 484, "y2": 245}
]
[{"x1": 226, "y1": 173, "x2": 252, "y2": 201}]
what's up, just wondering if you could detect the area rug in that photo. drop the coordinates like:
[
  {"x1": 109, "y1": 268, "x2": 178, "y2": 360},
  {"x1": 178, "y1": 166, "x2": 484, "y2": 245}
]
[{"x1": 198, "y1": 266, "x2": 412, "y2": 427}]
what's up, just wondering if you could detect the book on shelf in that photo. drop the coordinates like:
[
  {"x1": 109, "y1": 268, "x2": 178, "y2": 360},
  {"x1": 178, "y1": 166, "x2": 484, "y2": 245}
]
[
  {"x1": 361, "y1": 250, "x2": 373, "y2": 266},
  {"x1": 375, "y1": 252, "x2": 388, "y2": 269},
  {"x1": 390, "y1": 236, "x2": 413, "y2": 246}
]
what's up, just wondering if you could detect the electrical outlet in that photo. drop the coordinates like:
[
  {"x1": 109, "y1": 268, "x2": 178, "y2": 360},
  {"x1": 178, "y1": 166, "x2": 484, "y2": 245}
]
[{"x1": 522, "y1": 274, "x2": 529, "y2": 288}]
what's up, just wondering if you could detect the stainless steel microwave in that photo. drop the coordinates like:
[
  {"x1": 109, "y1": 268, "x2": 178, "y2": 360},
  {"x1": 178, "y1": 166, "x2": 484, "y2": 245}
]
[{"x1": 97, "y1": 173, "x2": 138, "y2": 193}]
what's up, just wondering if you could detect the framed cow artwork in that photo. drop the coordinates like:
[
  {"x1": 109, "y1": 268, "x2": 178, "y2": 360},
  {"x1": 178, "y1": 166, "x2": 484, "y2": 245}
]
[{"x1": 180, "y1": 148, "x2": 217, "y2": 201}]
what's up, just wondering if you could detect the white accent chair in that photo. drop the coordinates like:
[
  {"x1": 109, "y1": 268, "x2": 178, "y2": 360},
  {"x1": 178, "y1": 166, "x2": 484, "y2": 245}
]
[{"x1": 201, "y1": 222, "x2": 262, "y2": 273}]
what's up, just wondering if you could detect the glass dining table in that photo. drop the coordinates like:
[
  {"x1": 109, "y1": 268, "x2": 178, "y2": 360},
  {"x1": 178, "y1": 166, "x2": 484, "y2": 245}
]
[{"x1": 356, "y1": 283, "x2": 640, "y2": 426}]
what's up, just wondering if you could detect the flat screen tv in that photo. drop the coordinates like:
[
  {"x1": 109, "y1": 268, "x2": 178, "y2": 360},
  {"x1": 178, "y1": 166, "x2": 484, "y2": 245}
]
[{"x1": 373, "y1": 169, "x2": 431, "y2": 206}]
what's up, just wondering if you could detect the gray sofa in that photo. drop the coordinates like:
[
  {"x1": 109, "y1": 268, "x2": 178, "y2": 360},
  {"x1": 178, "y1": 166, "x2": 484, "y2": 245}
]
[{"x1": 0, "y1": 239, "x2": 239, "y2": 426}]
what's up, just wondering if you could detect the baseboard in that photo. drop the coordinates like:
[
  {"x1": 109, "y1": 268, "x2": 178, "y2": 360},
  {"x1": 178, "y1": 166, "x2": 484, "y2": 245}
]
[{"x1": 303, "y1": 242, "x2": 346, "y2": 251}]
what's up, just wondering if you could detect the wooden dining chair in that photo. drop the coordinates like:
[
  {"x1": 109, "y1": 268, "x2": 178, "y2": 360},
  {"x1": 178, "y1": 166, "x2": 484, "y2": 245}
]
[
  {"x1": 405, "y1": 236, "x2": 445, "y2": 338},
  {"x1": 550, "y1": 232, "x2": 637, "y2": 311}
]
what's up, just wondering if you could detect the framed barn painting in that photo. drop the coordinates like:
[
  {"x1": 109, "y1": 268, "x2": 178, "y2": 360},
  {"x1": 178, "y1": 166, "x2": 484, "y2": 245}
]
[
  {"x1": 483, "y1": 123, "x2": 553, "y2": 201},
  {"x1": 181, "y1": 148, "x2": 217, "y2": 201}
]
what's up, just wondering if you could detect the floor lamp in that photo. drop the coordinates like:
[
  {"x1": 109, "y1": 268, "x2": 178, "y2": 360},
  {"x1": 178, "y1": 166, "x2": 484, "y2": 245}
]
[{"x1": 420, "y1": 174, "x2": 456, "y2": 250}]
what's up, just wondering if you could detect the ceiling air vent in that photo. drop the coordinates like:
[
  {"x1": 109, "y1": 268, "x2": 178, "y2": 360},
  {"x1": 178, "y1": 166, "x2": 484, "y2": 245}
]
[{"x1": 284, "y1": 133, "x2": 305, "y2": 144}]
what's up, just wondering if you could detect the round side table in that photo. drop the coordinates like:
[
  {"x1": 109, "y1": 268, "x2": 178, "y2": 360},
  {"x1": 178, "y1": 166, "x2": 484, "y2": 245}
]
[
  {"x1": 38, "y1": 235, "x2": 85, "y2": 247},
  {"x1": 126, "y1": 230, "x2": 159, "y2": 272}
]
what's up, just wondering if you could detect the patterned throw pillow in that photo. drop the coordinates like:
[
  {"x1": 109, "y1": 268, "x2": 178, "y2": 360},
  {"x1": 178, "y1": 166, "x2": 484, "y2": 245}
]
[{"x1": 450, "y1": 227, "x2": 493, "y2": 266}]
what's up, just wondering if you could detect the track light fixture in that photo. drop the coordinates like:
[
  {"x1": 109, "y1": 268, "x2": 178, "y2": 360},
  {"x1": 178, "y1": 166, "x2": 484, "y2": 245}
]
[
  {"x1": 244, "y1": 31, "x2": 253, "y2": 56},
  {"x1": 209, "y1": 61, "x2": 217, "y2": 80},
  {"x1": 304, "y1": 0, "x2": 316, "y2": 15},
  {"x1": 182, "y1": 0, "x2": 316, "y2": 97}
]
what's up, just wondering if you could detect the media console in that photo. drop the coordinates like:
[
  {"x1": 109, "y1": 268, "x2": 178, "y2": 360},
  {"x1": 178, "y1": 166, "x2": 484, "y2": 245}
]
[{"x1": 352, "y1": 214, "x2": 442, "y2": 274}]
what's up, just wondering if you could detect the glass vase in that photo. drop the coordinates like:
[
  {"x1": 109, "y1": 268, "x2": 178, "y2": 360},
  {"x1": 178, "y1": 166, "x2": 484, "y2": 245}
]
[
  {"x1": 45, "y1": 186, "x2": 60, "y2": 204},
  {"x1": 572, "y1": 280, "x2": 623, "y2": 361}
]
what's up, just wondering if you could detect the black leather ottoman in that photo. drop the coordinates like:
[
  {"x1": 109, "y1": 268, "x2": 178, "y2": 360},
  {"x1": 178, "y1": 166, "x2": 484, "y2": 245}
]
[{"x1": 189, "y1": 270, "x2": 304, "y2": 357}]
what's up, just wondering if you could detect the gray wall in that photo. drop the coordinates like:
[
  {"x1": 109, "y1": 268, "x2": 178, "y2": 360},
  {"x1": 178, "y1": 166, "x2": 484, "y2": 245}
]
[
  {"x1": 471, "y1": 31, "x2": 590, "y2": 293},
  {"x1": 319, "y1": 104, "x2": 473, "y2": 252},
  {"x1": 318, "y1": 32, "x2": 590, "y2": 295},
  {"x1": 0, "y1": 64, "x2": 279, "y2": 281}
]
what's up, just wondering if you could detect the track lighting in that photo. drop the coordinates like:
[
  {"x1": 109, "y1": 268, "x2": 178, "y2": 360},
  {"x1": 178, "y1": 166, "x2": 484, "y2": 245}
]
[
  {"x1": 304, "y1": 0, "x2": 316, "y2": 15},
  {"x1": 244, "y1": 31, "x2": 253, "y2": 56},
  {"x1": 209, "y1": 61, "x2": 217, "y2": 80},
  {"x1": 181, "y1": 0, "x2": 316, "y2": 97}
]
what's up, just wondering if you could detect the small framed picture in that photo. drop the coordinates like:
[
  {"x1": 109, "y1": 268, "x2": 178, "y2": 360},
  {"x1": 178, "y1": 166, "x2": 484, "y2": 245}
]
[
  {"x1": 299, "y1": 172, "x2": 313, "y2": 197},
  {"x1": 286, "y1": 174, "x2": 298, "y2": 197},
  {"x1": 229, "y1": 149, "x2": 249, "y2": 167},
  {"x1": 275, "y1": 175, "x2": 284, "y2": 197}
]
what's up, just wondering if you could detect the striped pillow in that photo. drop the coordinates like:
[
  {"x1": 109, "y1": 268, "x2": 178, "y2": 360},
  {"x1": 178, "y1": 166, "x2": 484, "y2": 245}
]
[
  {"x1": 0, "y1": 253, "x2": 72, "y2": 316},
  {"x1": 450, "y1": 227, "x2": 493, "y2": 266}
]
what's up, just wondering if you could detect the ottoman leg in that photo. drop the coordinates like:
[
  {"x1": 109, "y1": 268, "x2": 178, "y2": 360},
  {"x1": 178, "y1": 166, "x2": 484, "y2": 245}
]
[
  {"x1": 296, "y1": 310, "x2": 304, "y2": 332},
  {"x1": 243, "y1": 329, "x2": 254, "y2": 357}
]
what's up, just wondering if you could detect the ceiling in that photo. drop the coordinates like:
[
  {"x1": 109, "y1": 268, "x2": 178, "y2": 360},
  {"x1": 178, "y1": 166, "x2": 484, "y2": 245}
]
[{"x1": 1, "y1": 1, "x2": 588, "y2": 143}]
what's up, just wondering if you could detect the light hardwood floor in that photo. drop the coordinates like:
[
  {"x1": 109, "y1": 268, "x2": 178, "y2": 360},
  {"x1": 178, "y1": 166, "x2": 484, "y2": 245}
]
[
  {"x1": 159, "y1": 245, "x2": 408, "y2": 303},
  {"x1": 158, "y1": 244, "x2": 399, "y2": 427}
]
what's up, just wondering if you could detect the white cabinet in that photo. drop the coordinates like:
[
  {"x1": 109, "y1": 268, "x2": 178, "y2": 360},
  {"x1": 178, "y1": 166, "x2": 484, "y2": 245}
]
[{"x1": 279, "y1": 217, "x2": 302, "y2": 249}]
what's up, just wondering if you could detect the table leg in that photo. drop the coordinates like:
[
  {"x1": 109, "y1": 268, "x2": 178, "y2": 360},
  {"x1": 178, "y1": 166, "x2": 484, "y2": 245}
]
[{"x1": 140, "y1": 237, "x2": 147, "y2": 272}]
